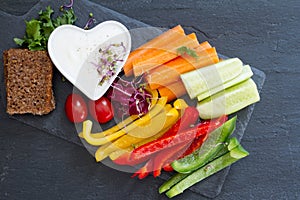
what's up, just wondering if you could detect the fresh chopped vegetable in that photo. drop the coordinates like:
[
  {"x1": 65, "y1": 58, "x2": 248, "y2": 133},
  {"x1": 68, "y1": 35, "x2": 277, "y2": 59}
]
[
  {"x1": 178, "y1": 133, "x2": 208, "y2": 159},
  {"x1": 157, "y1": 80, "x2": 186, "y2": 102},
  {"x1": 111, "y1": 126, "x2": 171, "y2": 165},
  {"x1": 165, "y1": 137, "x2": 249, "y2": 198},
  {"x1": 159, "y1": 137, "x2": 244, "y2": 195},
  {"x1": 131, "y1": 159, "x2": 153, "y2": 179},
  {"x1": 129, "y1": 115, "x2": 227, "y2": 163},
  {"x1": 159, "y1": 106, "x2": 199, "y2": 139},
  {"x1": 78, "y1": 89, "x2": 158, "y2": 139},
  {"x1": 173, "y1": 99, "x2": 189, "y2": 110},
  {"x1": 123, "y1": 25, "x2": 185, "y2": 76},
  {"x1": 107, "y1": 76, "x2": 152, "y2": 118},
  {"x1": 162, "y1": 164, "x2": 174, "y2": 172},
  {"x1": 112, "y1": 106, "x2": 198, "y2": 166},
  {"x1": 197, "y1": 79, "x2": 260, "y2": 119},
  {"x1": 152, "y1": 143, "x2": 190, "y2": 178},
  {"x1": 93, "y1": 97, "x2": 167, "y2": 161},
  {"x1": 180, "y1": 58, "x2": 243, "y2": 99},
  {"x1": 14, "y1": 5, "x2": 76, "y2": 50},
  {"x1": 197, "y1": 65, "x2": 253, "y2": 101},
  {"x1": 130, "y1": 107, "x2": 199, "y2": 178},
  {"x1": 128, "y1": 106, "x2": 179, "y2": 138},
  {"x1": 109, "y1": 127, "x2": 169, "y2": 166},
  {"x1": 172, "y1": 116, "x2": 236, "y2": 173},
  {"x1": 68, "y1": 23, "x2": 258, "y2": 197},
  {"x1": 145, "y1": 45, "x2": 219, "y2": 90},
  {"x1": 99, "y1": 106, "x2": 179, "y2": 160},
  {"x1": 159, "y1": 173, "x2": 189, "y2": 194},
  {"x1": 132, "y1": 33, "x2": 199, "y2": 76}
]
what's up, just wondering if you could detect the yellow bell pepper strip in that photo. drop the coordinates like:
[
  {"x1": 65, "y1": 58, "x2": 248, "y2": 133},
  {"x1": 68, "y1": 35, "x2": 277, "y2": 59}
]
[
  {"x1": 113, "y1": 106, "x2": 177, "y2": 148},
  {"x1": 109, "y1": 123, "x2": 174, "y2": 161},
  {"x1": 95, "y1": 105, "x2": 178, "y2": 162},
  {"x1": 78, "y1": 89, "x2": 159, "y2": 139},
  {"x1": 82, "y1": 120, "x2": 93, "y2": 142},
  {"x1": 82, "y1": 97, "x2": 167, "y2": 147},
  {"x1": 173, "y1": 99, "x2": 189, "y2": 110},
  {"x1": 147, "y1": 88, "x2": 159, "y2": 109},
  {"x1": 109, "y1": 148, "x2": 131, "y2": 161},
  {"x1": 128, "y1": 106, "x2": 178, "y2": 138},
  {"x1": 78, "y1": 114, "x2": 139, "y2": 139},
  {"x1": 93, "y1": 142, "x2": 111, "y2": 162}
]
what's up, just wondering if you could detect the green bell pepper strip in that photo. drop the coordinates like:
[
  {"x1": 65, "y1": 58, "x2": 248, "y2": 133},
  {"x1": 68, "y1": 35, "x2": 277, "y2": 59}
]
[
  {"x1": 159, "y1": 173, "x2": 189, "y2": 194},
  {"x1": 171, "y1": 116, "x2": 237, "y2": 174}
]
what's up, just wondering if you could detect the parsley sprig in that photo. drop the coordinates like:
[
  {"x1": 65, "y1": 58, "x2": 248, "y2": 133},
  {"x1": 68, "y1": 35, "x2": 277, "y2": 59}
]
[
  {"x1": 14, "y1": 6, "x2": 77, "y2": 51},
  {"x1": 177, "y1": 46, "x2": 199, "y2": 59}
]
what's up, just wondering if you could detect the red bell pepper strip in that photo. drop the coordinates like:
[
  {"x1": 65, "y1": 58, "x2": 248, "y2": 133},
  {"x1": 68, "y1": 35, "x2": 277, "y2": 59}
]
[
  {"x1": 163, "y1": 163, "x2": 174, "y2": 172},
  {"x1": 151, "y1": 107, "x2": 199, "y2": 177},
  {"x1": 160, "y1": 106, "x2": 199, "y2": 139},
  {"x1": 131, "y1": 159, "x2": 154, "y2": 179},
  {"x1": 113, "y1": 151, "x2": 149, "y2": 166},
  {"x1": 130, "y1": 115, "x2": 228, "y2": 162},
  {"x1": 156, "y1": 131, "x2": 210, "y2": 176},
  {"x1": 113, "y1": 151, "x2": 131, "y2": 165},
  {"x1": 152, "y1": 142, "x2": 191, "y2": 177},
  {"x1": 179, "y1": 133, "x2": 209, "y2": 159}
]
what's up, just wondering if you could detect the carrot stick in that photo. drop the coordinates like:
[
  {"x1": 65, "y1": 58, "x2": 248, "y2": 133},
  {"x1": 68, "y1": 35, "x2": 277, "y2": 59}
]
[
  {"x1": 146, "y1": 41, "x2": 213, "y2": 89},
  {"x1": 186, "y1": 32, "x2": 198, "y2": 41},
  {"x1": 132, "y1": 33, "x2": 199, "y2": 77},
  {"x1": 146, "y1": 47, "x2": 219, "y2": 90},
  {"x1": 158, "y1": 81, "x2": 187, "y2": 102},
  {"x1": 195, "y1": 41, "x2": 212, "y2": 52},
  {"x1": 123, "y1": 25, "x2": 185, "y2": 76}
]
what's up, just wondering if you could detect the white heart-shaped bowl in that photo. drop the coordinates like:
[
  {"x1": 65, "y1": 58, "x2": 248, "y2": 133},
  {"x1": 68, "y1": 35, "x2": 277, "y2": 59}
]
[{"x1": 48, "y1": 21, "x2": 131, "y2": 100}]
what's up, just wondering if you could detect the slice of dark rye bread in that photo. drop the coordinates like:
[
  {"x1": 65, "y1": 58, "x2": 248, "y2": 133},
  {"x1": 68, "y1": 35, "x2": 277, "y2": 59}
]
[{"x1": 3, "y1": 48, "x2": 55, "y2": 115}]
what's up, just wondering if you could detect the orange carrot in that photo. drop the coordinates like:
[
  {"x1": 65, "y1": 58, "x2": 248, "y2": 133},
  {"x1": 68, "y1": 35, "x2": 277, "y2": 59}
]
[
  {"x1": 132, "y1": 33, "x2": 199, "y2": 77},
  {"x1": 195, "y1": 41, "x2": 212, "y2": 51},
  {"x1": 186, "y1": 32, "x2": 198, "y2": 41},
  {"x1": 146, "y1": 47, "x2": 219, "y2": 90},
  {"x1": 146, "y1": 41, "x2": 213, "y2": 89},
  {"x1": 123, "y1": 25, "x2": 185, "y2": 76},
  {"x1": 158, "y1": 81, "x2": 187, "y2": 102}
]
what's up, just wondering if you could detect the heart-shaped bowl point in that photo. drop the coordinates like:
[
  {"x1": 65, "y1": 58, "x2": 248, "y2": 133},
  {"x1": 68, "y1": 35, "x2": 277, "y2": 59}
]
[{"x1": 48, "y1": 21, "x2": 131, "y2": 100}]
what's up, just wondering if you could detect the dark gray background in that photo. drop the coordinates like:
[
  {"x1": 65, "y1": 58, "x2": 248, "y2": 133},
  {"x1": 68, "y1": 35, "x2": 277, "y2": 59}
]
[{"x1": 0, "y1": 0, "x2": 299, "y2": 199}]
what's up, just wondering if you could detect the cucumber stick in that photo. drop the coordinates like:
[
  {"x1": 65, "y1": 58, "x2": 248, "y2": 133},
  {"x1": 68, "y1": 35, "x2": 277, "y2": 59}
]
[
  {"x1": 165, "y1": 139, "x2": 249, "y2": 198},
  {"x1": 197, "y1": 65, "x2": 253, "y2": 101},
  {"x1": 171, "y1": 116, "x2": 237, "y2": 174},
  {"x1": 197, "y1": 78, "x2": 260, "y2": 119},
  {"x1": 180, "y1": 58, "x2": 243, "y2": 99},
  {"x1": 159, "y1": 173, "x2": 189, "y2": 194}
]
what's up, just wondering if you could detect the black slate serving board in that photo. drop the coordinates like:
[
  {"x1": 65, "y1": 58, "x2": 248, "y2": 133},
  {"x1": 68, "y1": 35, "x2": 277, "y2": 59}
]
[{"x1": 0, "y1": 0, "x2": 265, "y2": 198}]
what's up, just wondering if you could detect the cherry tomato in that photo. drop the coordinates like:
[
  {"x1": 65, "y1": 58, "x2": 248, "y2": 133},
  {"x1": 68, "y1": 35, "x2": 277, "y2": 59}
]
[
  {"x1": 65, "y1": 93, "x2": 88, "y2": 123},
  {"x1": 88, "y1": 96, "x2": 114, "y2": 123}
]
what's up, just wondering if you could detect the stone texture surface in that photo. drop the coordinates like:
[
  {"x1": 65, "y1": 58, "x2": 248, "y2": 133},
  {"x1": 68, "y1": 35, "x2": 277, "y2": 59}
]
[{"x1": 0, "y1": 0, "x2": 299, "y2": 200}]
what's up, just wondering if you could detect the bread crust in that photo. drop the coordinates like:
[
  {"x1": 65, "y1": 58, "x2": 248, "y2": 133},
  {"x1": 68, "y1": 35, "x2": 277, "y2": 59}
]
[{"x1": 3, "y1": 48, "x2": 55, "y2": 115}]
